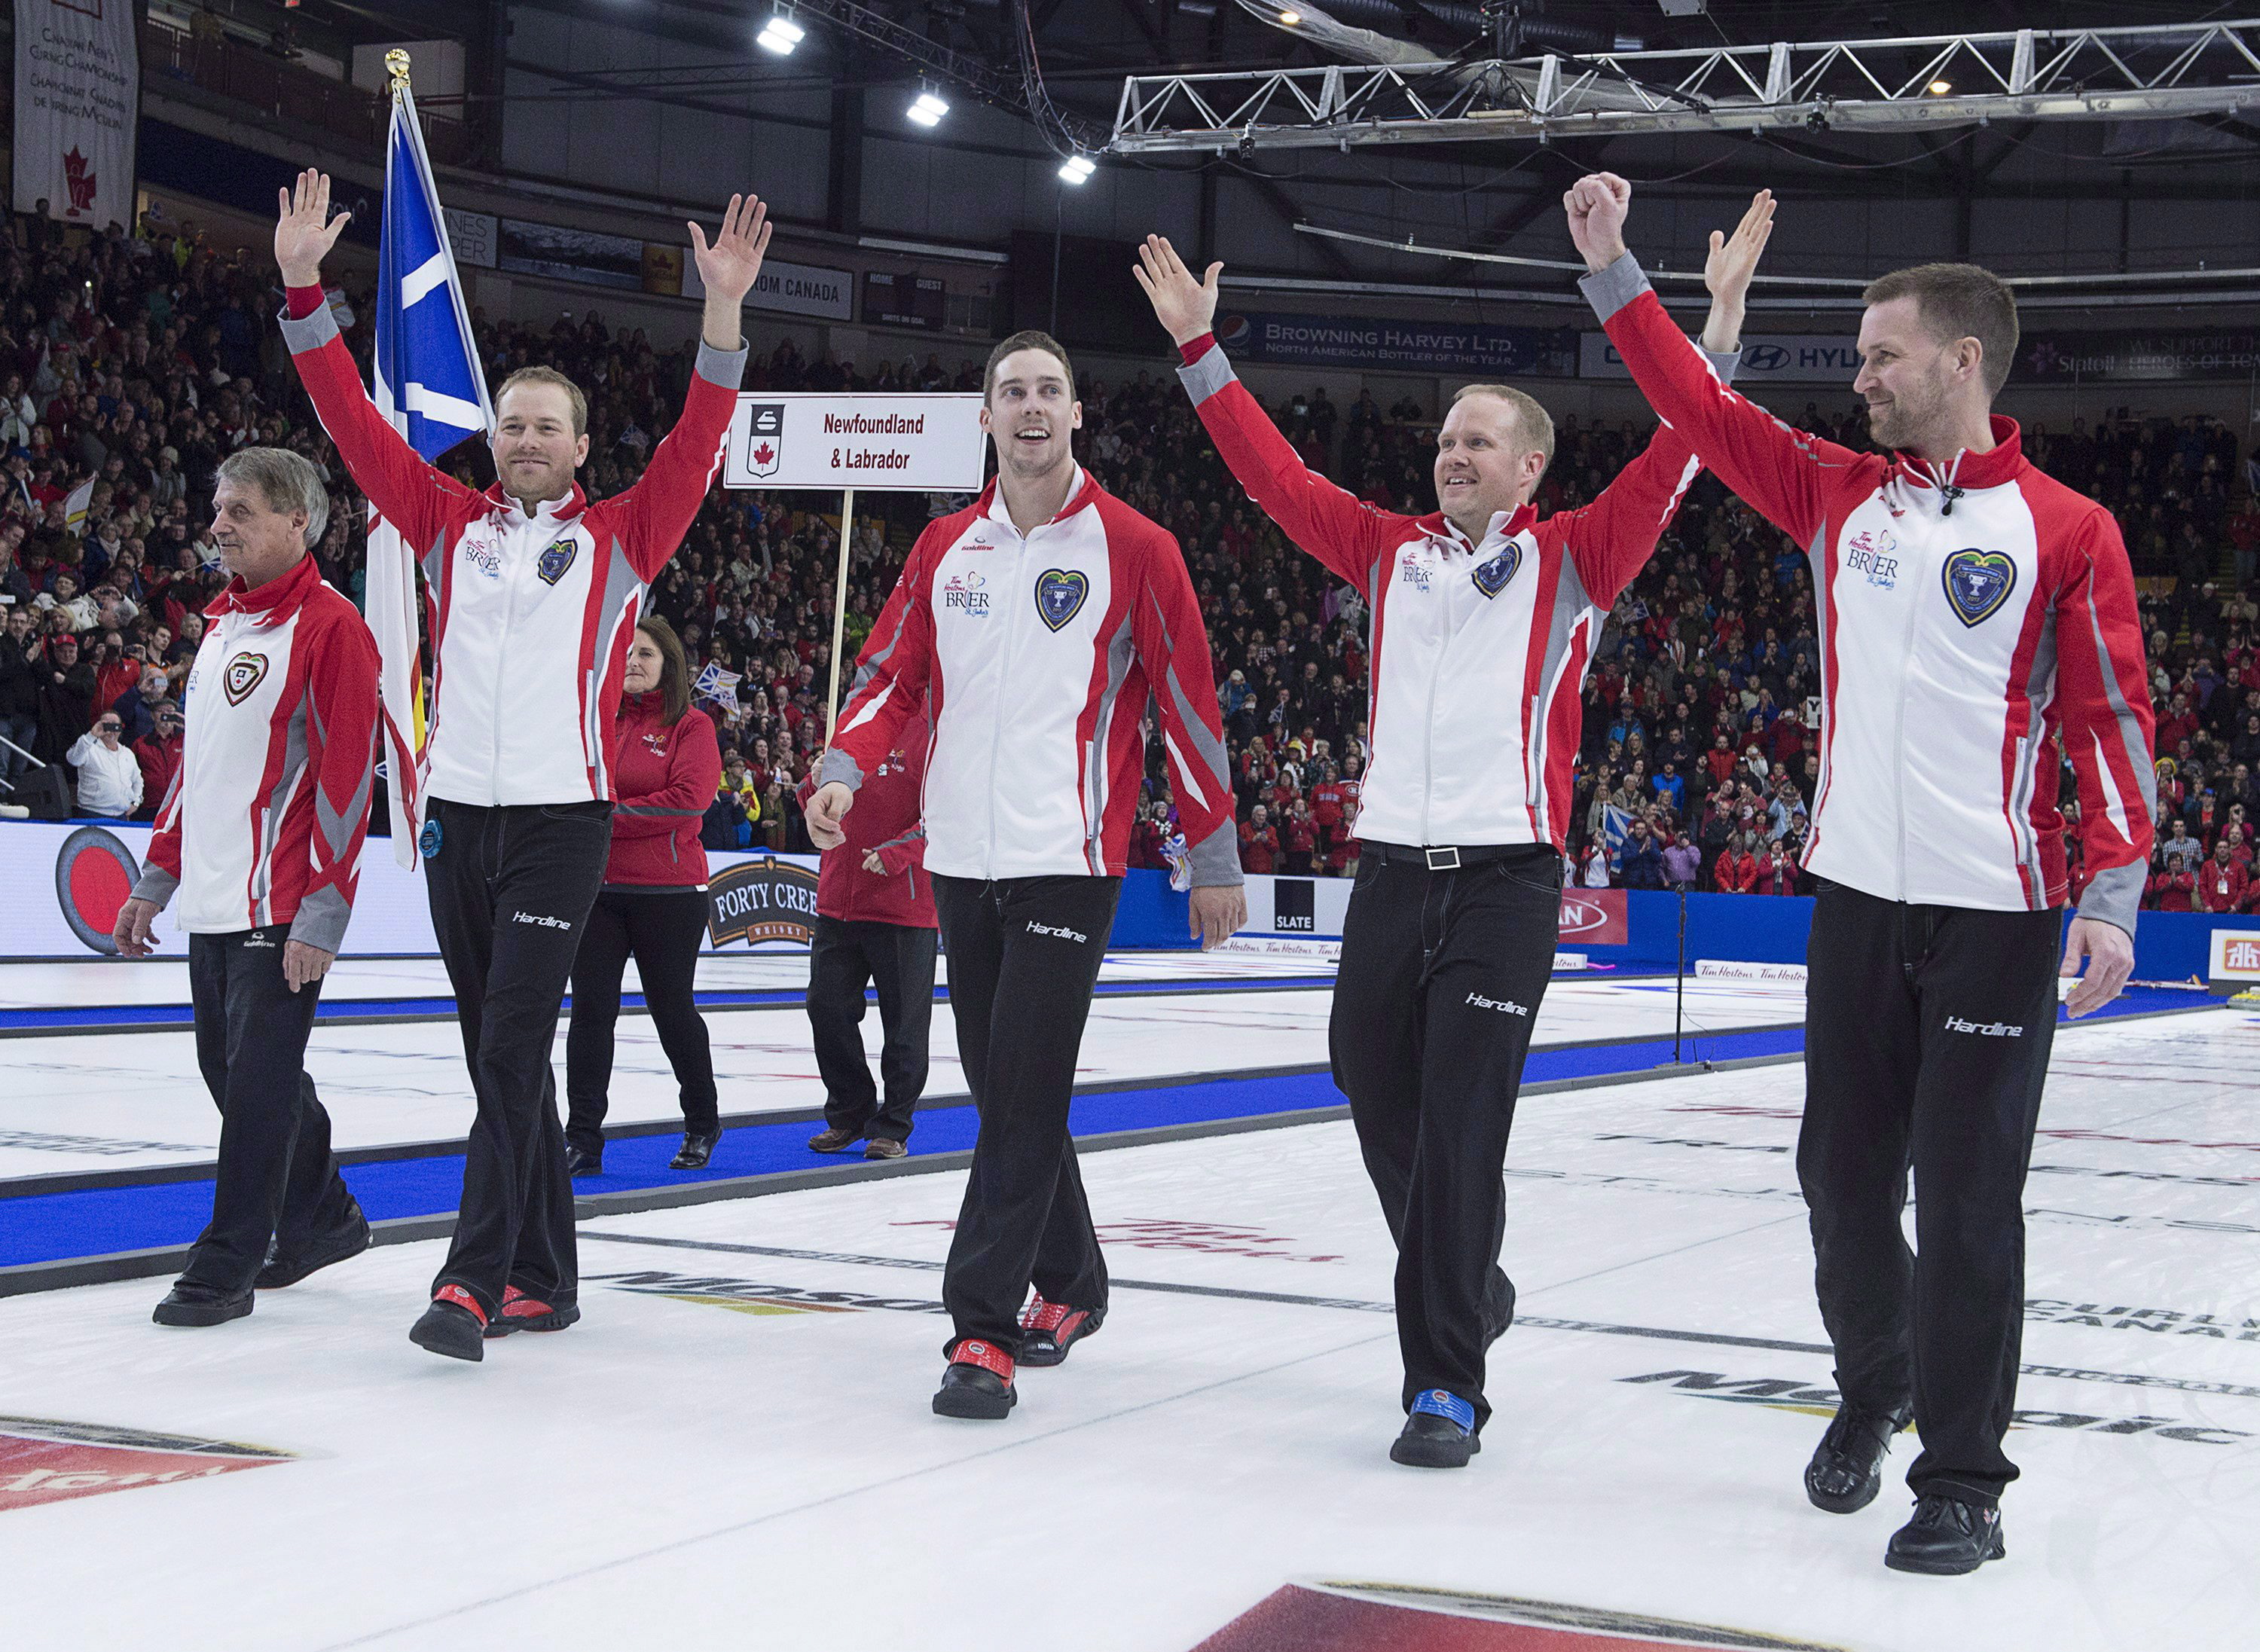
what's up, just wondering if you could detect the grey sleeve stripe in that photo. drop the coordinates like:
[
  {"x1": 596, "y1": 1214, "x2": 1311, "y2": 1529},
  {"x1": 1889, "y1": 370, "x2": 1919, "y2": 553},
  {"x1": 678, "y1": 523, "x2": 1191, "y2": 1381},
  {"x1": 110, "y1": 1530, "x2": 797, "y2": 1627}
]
[
  {"x1": 289, "y1": 885, "x2": 353, "y2": 954},
  {"x1": 2085, "y1": 582, "x2": 2158, "y2": 819},
  {"x1": 307, "y1": 683, "x2": 376, "y2": 859},
  {"x1": 2077, "y1": 859, "x2": 2142, "y2": 939},
  {"x1": 1700, "y1": 347, "x2": 1741, "y2": 386},
  {"x1": 1577, "y1": 253, "x2": 1653, "y2": 322},
  {"x1": 277, "y1": 301, "x2": 343, "y2": 355},
  {"x1": 1185, "y1": 821, "x2": 1245, "y2": 887},
  {"x1": 131, "y1": 865, "x2": 179, "y2": 908},
  {"x1": 1176, "y1": 344, "x2": 1236, "y2": 405},
  {"x1": 620, "y1": 805, "x2": 702, "y2": 819},
  {"x1": 817, "y1": 748, "x2": 866, "y2": 791},
  {"x1": 1150, "y1": 590, "x2": 1231, "y2": 793},
  {"x1": 695, "y1": 338, "x2": 750, "y2": 389}
]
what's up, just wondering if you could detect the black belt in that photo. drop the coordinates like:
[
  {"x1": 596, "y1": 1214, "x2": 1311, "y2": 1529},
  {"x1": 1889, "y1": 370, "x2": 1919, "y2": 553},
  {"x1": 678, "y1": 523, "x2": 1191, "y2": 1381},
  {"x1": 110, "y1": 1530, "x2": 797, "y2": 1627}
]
[{"x1": 1361, "y1": 840, "x2": 1555, "y2": 872}]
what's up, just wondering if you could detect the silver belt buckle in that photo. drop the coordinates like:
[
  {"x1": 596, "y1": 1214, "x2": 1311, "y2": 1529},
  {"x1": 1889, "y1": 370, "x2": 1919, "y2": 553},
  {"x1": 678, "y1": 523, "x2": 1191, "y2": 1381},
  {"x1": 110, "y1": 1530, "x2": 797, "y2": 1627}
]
[{"x1": 1425, "y1": 845, "x2": 1461, "y2": 872}]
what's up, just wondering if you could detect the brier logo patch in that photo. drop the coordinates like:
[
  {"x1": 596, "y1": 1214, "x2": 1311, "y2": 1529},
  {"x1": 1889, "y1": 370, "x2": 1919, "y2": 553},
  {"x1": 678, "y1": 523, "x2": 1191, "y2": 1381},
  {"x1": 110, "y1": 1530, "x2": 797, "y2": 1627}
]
[{"x1": 222, "y1": 652, "x2": 270, "y2": 706}]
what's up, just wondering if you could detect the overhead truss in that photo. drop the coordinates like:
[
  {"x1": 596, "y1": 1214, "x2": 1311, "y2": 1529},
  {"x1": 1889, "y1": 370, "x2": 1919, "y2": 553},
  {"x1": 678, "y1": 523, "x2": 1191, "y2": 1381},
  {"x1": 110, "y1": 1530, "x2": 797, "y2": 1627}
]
[{"x1": 1108, "y1": 20, "x2": 2260, "y2": 155}]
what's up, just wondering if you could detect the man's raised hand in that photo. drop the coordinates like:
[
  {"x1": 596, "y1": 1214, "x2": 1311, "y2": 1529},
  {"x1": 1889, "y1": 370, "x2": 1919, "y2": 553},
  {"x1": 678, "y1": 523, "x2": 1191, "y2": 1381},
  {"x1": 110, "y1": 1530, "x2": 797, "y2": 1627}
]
[
  {"x1": 1700, "y1": 189, "x2": 1774, "y2": 354},
  {"x1": 275, "y1": 169, "x2": 351, "y2": 289},
  {"x1": 1132, "y1": 235, "x2": 1223, "y2": 347},
  {"x1": 1706, "y1": 190, "x2": 1776, "y2": 304},
  {"x1": 689, "y1": 194, "x2": 773, "y2": 307},
  {"x1": 1563, "y1": 172, "x2": 1632, "y2": 274}
]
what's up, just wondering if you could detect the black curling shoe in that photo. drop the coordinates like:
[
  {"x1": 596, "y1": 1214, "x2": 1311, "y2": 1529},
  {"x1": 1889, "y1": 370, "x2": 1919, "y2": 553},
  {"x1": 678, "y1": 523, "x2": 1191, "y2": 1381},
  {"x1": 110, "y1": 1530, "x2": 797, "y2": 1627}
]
[
  {"x1": 1389, "y1": 1389, "x2": 1480, "y2": 1469},
  {"x1": 1806, "y1": 1403, "x2": 1913, "y2": 1513},
  {"x1": 932, "y1": 1340, "x2": 1018, "y2": 1420},
  {"x1": 152, "y1": 1282, "x2": 253, "y2": 1327},
  {"x1": 1885, "y1": 1494, "x2": 2005, "y2": 1575}
]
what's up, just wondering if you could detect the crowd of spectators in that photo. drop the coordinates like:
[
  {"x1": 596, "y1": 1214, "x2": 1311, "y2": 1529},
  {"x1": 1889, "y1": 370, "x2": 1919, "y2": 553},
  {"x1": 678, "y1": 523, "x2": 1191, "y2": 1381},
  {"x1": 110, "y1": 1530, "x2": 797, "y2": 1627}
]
[{"x1": 0, "y1": 201, "x2": 2249, "y2": 918}]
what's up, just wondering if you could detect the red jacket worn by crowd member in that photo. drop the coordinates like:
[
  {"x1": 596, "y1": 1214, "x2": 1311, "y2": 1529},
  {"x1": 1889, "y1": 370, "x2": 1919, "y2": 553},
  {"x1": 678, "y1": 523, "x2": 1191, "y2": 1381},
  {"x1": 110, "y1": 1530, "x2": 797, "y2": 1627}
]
[
  {"x1": 280, "y1": 287, "x2": 744, "y2": 807},
  {"x1": 133, "y1": 554, "x2": 379, "y2": 951},
  {"x1": 1583, "y1": 253, "x2": 2157, "y2": 933},
  {"x1": 604, "y1": 693, "x2": 722, "y2": 889},
  {"x1": 1175, "y1": 331, "x2": 1738, "y2": 854},
  {"x1": 2194, "y1": 857, "x2": 2249, "y2": 915},
  {"x1": 799, "y1": 692, "x2": 936, "y2": 929},
  {"x1": 820, "y1": 466, "x2": 1241, "y2": 887}
]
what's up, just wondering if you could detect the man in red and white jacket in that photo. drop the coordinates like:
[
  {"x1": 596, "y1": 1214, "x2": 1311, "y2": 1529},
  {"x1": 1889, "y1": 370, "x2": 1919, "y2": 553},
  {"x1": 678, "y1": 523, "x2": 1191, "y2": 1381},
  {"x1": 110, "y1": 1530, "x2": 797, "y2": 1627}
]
[
  {"x1": 116, "y1": 448, "x2": 377, "y2": 1327},
  {"x1": 799, "y1": 697, "x2": 938, "y2": 1162},
  {"x1": 1571, "y1": 176, "x2": 2157, "y2": 1573},
  {"x1": 806, "y1": 329, "x2": 1246, "y2": 1420},
  {"x1": 1134, "y1": 229, "x2": 1755, "y2": 1469},
  {"x1": 273, "y1": 171, "x2": 770, "y2": 1360}
]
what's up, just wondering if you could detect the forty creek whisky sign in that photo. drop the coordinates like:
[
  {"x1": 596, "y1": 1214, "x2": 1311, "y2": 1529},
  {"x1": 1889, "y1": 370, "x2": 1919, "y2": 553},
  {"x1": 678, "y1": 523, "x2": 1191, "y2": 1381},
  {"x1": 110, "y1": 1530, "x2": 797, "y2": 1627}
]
[{"x1": 707, "y1": 855, "x2": 822, "y2": 947}]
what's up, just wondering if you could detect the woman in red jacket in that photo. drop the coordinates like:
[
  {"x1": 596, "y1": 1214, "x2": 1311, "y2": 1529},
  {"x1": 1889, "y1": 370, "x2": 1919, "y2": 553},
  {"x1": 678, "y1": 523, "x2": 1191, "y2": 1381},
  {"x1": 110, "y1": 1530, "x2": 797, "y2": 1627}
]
[{"x1": 564, "y1": 616, "x2": 725, "y2": 1174}]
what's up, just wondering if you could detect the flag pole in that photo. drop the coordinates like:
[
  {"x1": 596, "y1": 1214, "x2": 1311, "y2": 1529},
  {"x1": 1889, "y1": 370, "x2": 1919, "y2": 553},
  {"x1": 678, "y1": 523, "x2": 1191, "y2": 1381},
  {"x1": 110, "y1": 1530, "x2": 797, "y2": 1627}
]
[{"x1": 823, "y1": 487, "x2": 856, "y2": 739}]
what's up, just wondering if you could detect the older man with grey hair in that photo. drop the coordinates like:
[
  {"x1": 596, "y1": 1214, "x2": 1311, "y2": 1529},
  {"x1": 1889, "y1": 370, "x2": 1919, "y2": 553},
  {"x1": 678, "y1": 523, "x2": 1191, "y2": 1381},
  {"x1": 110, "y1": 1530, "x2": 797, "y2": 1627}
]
[{"x1": 116, "y1": 445, "x2": 382, "y2": 1328}]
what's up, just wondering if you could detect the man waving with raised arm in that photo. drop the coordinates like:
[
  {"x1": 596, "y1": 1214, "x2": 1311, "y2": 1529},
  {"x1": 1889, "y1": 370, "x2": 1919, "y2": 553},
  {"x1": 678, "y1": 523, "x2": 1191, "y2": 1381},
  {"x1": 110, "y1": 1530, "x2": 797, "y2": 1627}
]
[
  {"x1": 1135, "y1": 224, "x2": 1759, "y2": 1470},
  {"x1": 276, "y1": 170, "x2": 769, "y2": 1362},
  {"x1": 1567, "y1": 176, "x2": 2155, "y2": 1574}
]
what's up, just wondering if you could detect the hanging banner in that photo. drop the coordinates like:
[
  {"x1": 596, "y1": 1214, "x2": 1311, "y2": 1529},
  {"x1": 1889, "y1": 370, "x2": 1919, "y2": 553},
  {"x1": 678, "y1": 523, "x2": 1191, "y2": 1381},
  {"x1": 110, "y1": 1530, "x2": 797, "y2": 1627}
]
[
  {"x1": 1216, "y1": 309, "x2": 1579, "y2": 377},
  {"x1": 11, "y1": 0, "x2": 139, "y2": 230},
  {"x1": 722, "y1": 392, "x2": 988, "y2": 492},
  {"x1": 1583, "y1": 331, "x2": 1863, "y2": 384}
]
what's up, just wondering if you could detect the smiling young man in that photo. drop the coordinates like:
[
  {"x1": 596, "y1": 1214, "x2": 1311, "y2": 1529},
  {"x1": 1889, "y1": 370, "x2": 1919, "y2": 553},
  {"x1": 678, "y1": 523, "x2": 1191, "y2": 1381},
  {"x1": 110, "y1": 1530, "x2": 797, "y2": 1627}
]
[
  {"x1": 273, "y1": 169, "x2": 769, "y2": 1360},
  {"x1": 1135, "y1": 224, "x2": 1759, "y2": 1470},
  {"x1": 115, "y1": 448, "x2": 377, "y2": 1327},
  {"x1": 1568, "y1": 176, "x2": 2156, "y2": 1573},
  {"x1": 805, "y1": 329, "x2": 1245, "y2": 1420}
]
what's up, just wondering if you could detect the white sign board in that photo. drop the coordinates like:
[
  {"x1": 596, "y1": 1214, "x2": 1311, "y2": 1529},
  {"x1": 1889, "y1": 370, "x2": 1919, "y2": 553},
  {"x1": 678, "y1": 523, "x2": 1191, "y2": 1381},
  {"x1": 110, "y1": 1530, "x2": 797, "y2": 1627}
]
[
  {"x1": 1582, "y1": 331, "x2": 1864, "y2": 385},
  {"x1": 2210, "y1": 929, "x2": 2260, "y2": 983},
  {"x1": 12, "y1": 0, "x2": 137, "y2": 230},
  {"x1": 684, "y1": 254, "x2": 855, "y2": 322},
  {"x1": 723, "y1": 393, "x2": 988, "y2": 492},
  {"x1": 444, "y1": 206, "x2": 498, "y2": 270}
]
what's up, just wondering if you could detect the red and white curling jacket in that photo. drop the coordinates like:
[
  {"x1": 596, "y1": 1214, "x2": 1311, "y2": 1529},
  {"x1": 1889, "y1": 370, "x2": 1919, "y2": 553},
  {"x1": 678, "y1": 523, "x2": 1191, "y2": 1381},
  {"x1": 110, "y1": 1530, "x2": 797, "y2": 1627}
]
[
  {"x1": 133, "y1": 554, "x2": 380, "y2": 951},
  {"x1": 1177, "y1": 331, "x2": 1734, "y2": 853},
  {"x1": 819, "y1": 466, "x2": 1241, "y2": 885},
  {"x1": 282, "y1": 289, "x2": 745, "y2": 808},
  {"x1": 1583, "y1": 252, "x2": 2156, "y2": 932}
]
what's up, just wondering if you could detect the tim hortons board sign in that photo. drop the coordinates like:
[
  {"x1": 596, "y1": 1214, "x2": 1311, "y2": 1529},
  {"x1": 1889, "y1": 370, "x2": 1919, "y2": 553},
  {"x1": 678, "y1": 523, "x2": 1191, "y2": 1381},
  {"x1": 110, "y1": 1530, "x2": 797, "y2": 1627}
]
[
  {"x1": 707, "y1": 856, "x2": 823, "y2": 947},
  {"x1": 722, "y1": 393, "x2": 988, "y2": 492}
]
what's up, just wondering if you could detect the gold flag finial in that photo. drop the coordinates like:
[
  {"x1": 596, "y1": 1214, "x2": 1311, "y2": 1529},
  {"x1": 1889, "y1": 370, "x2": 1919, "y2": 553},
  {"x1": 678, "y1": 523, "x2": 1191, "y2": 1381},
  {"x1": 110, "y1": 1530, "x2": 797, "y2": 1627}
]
[{"x1": 385, "y1": 48, "x2": 411, "y2": 96}]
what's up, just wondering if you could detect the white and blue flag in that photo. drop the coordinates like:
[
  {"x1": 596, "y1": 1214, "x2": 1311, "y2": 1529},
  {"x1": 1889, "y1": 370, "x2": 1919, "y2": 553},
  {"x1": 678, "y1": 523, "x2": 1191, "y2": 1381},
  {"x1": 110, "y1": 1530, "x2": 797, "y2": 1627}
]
[{"x1": 368, "y1": 82, "x2": 493, "y2": 865}]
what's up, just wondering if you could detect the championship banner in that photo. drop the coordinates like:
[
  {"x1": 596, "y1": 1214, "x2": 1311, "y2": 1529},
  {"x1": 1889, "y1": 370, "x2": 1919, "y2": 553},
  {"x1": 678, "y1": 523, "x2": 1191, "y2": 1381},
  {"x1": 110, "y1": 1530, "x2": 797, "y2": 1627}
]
[
  {"x1": 11, "y1": 0, "x2": 137, "y2": 230},
  {"x1": 722, "y1": 393, "x2": 988, "y2": 492}
]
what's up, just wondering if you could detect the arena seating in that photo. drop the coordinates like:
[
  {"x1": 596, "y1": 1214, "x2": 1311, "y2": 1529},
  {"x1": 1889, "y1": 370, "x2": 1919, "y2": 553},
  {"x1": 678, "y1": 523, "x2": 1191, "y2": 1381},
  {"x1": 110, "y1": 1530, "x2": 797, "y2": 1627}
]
[{"x1": 2, "y1": 208, "x2": 2249, "y2": 912}]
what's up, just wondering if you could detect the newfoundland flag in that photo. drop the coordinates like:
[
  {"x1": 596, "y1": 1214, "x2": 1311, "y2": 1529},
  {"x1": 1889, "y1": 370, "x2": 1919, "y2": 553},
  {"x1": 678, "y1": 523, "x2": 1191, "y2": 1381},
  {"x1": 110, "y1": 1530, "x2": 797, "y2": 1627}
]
[{"x1": 367, "y1": 81, "x2": 493, "y2": 865}]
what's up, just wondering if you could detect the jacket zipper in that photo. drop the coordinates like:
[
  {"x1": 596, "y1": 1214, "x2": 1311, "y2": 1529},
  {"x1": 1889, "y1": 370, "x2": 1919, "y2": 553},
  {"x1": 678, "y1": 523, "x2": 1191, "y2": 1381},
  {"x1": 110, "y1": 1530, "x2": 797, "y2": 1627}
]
[
  {"x1": 1889, "y1": 488, "x2": 1924, "y2": 899},
  {"x1": 493, "y1": 507, "x2": 529, "y2": 807},
  {"x1": 984, "y1": 521, "x2": 1026, "y2": 881}
]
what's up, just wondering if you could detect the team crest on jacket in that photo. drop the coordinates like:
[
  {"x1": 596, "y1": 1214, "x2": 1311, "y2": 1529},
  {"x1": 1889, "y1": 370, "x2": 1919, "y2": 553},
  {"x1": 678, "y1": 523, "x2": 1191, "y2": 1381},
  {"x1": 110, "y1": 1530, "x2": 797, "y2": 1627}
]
[
  {"x1": 537, "y1": 538, "x2": 579, "y2": 586},
  {"x1": 221, "y1": 652, "x2": 269, "y2": 706},
  {"x1": 1034, "y1": 568, "x2": 1089, "y2": 631},
  {"x1": 1471, "y1": 542, "x2": 1522, "y2": 598},
  {"x1": 1941, "y1": 548, "x2": 2016, "y2": 628}
]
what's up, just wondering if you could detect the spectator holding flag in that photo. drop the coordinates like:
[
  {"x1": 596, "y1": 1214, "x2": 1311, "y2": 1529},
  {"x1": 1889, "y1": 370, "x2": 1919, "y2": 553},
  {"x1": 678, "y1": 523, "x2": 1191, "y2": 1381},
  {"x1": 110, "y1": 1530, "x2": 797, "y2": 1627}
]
[{"x1": 274, "y1": 169, "x2": 770, "y2": 1361}]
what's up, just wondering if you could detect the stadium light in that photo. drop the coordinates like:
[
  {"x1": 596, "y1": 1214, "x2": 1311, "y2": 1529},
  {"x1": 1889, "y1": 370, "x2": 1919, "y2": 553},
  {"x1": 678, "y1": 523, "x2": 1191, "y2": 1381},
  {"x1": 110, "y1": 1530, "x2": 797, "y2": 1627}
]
[
  {"x1": 1928, "y1": 78, "x2": 1952, "y2": 96},
  {"x1": 1058, "y1": 154, "x2": 1096, "y2": 185},
  {"x1": 907, "y1": 87, "x2": 950, "y2": 128},
  {"x1": 757, "y1": 11, "x2": 805, "y2": 55},
  {"x1": 1278, "y1": 8, "x2": 1301, "y2": 23}
]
